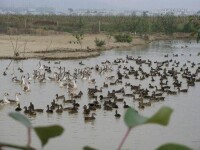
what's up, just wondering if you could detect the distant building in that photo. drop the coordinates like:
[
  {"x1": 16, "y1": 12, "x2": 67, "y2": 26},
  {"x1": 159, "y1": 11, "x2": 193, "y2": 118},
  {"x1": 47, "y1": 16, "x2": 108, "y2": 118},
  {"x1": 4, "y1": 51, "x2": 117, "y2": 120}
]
[{"x1": 0, "y1": 7, "x2": 197, "y2": 16}]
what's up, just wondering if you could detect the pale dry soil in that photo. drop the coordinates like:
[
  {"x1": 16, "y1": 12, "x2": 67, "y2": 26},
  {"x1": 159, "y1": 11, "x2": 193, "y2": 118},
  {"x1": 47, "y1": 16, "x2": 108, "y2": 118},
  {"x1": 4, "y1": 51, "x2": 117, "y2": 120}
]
[{"x1": 0, "y1": 32, "x2": 192, "y2": 59}]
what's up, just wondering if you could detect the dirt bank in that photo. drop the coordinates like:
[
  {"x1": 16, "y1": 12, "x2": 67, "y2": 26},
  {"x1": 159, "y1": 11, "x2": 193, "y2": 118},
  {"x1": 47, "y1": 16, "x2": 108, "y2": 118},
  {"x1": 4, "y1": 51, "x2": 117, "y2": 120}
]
[{"x1": 0, "y1": 32, "x2": 193, "y2": 60}]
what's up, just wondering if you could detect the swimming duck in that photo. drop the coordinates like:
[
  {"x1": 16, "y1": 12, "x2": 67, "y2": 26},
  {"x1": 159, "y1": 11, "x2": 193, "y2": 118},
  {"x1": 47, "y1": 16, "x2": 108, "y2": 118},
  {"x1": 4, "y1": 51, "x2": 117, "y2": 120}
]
[
  {"x1": 84, "y1": 113, "x2": 96, "y2": 121},
  {"x1": 28, "y1": 102, "x2": 43, "y2": 113},
  {"x1": 23, "y1": 81, "x2": 31, "y2": 92},
  {"x1": 23, "y1": 106, "x2": 29, "y2": 114},
  {"x1": 63, "y1": 97, "x2": 74, "y2": 103},
  {"x1": 0, "y1": 93, "x2": 10, "y2": 104},
  {"x1": 56, "y1": 105, "x2": 63, "y2": 113},
  {"x1": 46, "y1": 105, "x2": 53, "y2": 113},
  {"x1": 114, "y1": 110, "x2": 121, "y2": 118},
  {"x1": 3, "y1": 71, "x2": 7, "y2": 76},
  {"x1": 83, "y1": 105, "x2": 90, "y2": 115},
  {"x1": 8, "y1": 93, "x2": 21, "y2": 104},
  {"x1": 79, "y1": 61, "x2": 85, "y2": 65},
  {"x1": 177, "y1": 87, "x2": 188, "y2": 93},
  {"x1": 123, "y1": 101, "x2": 129, "y2": 108},
  {"x1": 56, "y1": 94, "x2": 65, "y2": 100},
  {"x1": 39, "y1": 62, "x2": 44, "y2": 70},
  {"x1": 15, "y1": 104, "x2": 22, "y2": 111},
  {"x1": 28, "y1": 107, "x2": 37, "y2": 116}
]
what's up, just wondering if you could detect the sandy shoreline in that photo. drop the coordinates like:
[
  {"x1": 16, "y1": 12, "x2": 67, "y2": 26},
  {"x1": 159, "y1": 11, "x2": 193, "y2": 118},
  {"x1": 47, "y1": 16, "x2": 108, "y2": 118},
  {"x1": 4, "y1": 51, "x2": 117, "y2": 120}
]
[{"x1": 0, "y1": 32, "x2": 193, "y2": 60}]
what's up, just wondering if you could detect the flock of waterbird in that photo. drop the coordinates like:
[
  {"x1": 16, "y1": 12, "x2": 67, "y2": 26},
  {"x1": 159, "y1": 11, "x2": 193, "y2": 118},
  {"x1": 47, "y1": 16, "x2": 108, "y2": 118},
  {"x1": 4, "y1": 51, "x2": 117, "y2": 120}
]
[{"x1": 1, "y1": 49, "x2": 200, "y2": 121}]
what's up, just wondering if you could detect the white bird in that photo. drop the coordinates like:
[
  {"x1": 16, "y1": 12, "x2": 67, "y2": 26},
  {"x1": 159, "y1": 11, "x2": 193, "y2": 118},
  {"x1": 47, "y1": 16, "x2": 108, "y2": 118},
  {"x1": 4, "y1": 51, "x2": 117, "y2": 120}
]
[
  {"x1": 39, "y1": 62, "x2": 44, "y2": 70},
  {"x1": 0, "y1": 93, "x2": 10, "y2": 104},
  {"x1": 59, "y1": 80, "x2": 68, "y2": 88},
  {"x1": 88, "y1": 76, "x2": 96, "y2": 84},
  {"x1": 27, "y1": 73, "x2": 32, "y2": 81},
  {"x1": 21, "y1": 75, "x2": 26, "y2": 86},
  {"x1": 8, "y1": 93, "x2": 21, "y2": 104},
  {"x1": 23, "y1": 81, "x2": 31, "y2": 92}
]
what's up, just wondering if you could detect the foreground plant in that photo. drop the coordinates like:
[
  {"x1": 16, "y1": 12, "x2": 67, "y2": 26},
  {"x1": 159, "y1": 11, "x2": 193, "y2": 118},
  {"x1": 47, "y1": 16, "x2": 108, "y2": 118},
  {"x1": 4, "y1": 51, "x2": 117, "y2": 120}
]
[
  {"x1": 0, "y1": 112, "x2": 64, "y2": 150},
  {"x1": 117, "y1": 106, "x2": 191, "y2": 150}
]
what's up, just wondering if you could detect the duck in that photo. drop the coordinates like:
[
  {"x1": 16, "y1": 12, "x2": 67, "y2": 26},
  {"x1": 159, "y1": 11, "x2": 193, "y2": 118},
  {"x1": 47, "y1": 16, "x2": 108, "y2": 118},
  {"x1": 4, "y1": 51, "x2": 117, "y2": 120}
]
[
  {"x1": 68, "y1": 80, "x2": 77, "y2": 90},
  {"x1": 103, "y1": 82, "x2": 108, "y2": 88},
  {"x1": 114, "y1": 110, "x2": 121, "y2": 118},
  {"x1": 83, "y1": 105, "x2": 90, "y2": 115},
  {"x1": 27, "y1": 73, "x2": 32, "y2": 81},
  {"x1": 28, "y1": 107, "x2": 37, "y2": 116},
  {"x1": 177, "y1": 87, "x2": 188, "y2": 93},
  {"x1": 149, "y1": 84, "x2": 154, "y2": 89},
  {"x1": 84, "y1": 113, "x2": 96, "y2": 121},
  {"x1": 123, "y1": 101, "x2": 129, "y2": 108},
  {"x1": 46, "y1": 105, "x2": 53, "y2": 113},
  {"x1": 151, "y1": 77, "x2": 155, "y2": 82},
  {"x1": 68, "y1": 108, "x2": 78, "y2": 114},
  {"x1": 38, "y1": 62, "x2": 44, "y2": 70},
  {"x1": 56, "y1": 94, "x2": 65, "y2": 100},
  {"x1": 63, "y1": 97, "x2": 74, "y2": 103},
  {"x1": 104, "y1": 104, "x2": 113, "y2": 111},
  {"x1": 88, "y1": 76, "x2": 96, "y2": 84},
  {"x1": 56, "y1": 105, "x2": 63, "y2": 113},
  {"x1": 8, "y1": 93, "x2": 21, "y2": 104},
  {"x1": 3, "y1": 71, "x2": 7, "y2": 76},
  {"x1": 79, "y1": 61, "x2": 85, "y2": 65},
  {"x1": 28, "y1": 102, "x2": 43, "y2": 112},
  {"x1": 15, "y1": 104, "x2": 22, "y2": 111},
  {"x1": 73, "y1": 100, "x2": 80, "y2": 107},
  {"x1": 21, "y1": 75, "x2": 26, "y2": 86},
  {"x1": 59, "y1": 80, "x2": 68, "y2": 87},
  {"x1": 12, "y1": 75, "x2": 21, "y2": 83},
  {"x1": 18, "y1": 67, "x2": 23, "y2": 73},
  {"x1": 23, "y1": 81, "x2": 31, "y2": 92},
  {"x1": 23, "y1": 106, "x2": 30, "y2": 114},
  {"x1": 0, "y1": 93, "x2": 10, "y2": 104}
]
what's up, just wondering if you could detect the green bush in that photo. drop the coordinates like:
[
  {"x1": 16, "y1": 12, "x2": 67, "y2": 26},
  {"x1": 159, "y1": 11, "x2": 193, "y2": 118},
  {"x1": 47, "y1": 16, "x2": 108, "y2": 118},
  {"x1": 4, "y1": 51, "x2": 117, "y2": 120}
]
[
  {"x1": 114, "y1": 34, "x2": 133, "y2": 43},
  {"x1": 94, "y1": 38, "x2": 106, "y2": 47}
]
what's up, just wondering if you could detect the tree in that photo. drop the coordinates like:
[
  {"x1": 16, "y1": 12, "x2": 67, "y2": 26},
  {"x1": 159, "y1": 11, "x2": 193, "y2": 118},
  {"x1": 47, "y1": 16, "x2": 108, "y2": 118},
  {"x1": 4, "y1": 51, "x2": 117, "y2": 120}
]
[{"x1": 73, "y1": 32, "x2": 84, "y2": 49}]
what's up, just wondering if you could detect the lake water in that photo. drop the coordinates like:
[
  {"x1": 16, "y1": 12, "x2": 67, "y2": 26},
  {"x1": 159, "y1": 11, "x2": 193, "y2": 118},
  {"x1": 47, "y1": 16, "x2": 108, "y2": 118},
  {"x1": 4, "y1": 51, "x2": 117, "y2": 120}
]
[{"x1": 0, "y1": 40, "x2": 200, "y2": 150}]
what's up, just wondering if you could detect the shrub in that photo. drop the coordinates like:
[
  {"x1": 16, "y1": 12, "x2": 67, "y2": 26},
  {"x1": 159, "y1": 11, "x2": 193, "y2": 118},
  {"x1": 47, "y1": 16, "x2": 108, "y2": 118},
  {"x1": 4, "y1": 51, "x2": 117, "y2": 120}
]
[
  {"x1": 114, "y1": 34, "x2": 133, "y2": 43},
  {"x1": 94, "y1": 38, "x2": 106, "y2": 47}
]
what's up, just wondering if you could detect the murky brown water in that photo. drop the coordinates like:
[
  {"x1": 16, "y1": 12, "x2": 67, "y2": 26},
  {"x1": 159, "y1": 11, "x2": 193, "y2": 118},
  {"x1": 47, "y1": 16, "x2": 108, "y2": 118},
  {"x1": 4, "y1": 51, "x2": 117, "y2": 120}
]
[{"x1": 0, "y1": 40, "x2": 200, "y2": 150}]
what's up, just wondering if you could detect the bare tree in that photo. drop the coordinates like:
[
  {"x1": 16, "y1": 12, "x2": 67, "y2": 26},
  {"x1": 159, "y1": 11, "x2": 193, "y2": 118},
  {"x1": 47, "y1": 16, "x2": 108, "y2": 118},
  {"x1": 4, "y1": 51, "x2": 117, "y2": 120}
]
[{"x1": 9, "y1": 35, "x2": 21, "y2": 57}]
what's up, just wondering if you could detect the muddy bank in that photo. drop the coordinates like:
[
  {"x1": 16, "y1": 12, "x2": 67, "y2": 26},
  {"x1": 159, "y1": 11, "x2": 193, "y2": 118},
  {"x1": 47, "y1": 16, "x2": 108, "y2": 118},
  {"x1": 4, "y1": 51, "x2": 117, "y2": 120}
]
[{"x1": 0, "y1": 32, "x2": 194, "y2": 60}]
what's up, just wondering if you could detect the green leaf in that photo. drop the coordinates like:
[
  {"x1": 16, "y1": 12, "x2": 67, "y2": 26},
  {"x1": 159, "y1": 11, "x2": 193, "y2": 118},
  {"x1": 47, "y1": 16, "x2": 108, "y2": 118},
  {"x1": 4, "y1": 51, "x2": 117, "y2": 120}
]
[
  {"x1": 156, "y1": 143, "x2": 192, "y2": 150},
  {"x1": 124, "y1": 107, "x2": 147, "y2": 128},
  {"x1": 124, "y1": 107, "x2": 173, "y2": 128},
  {"x1": 83, "y1": 146, "x2": 97, "y2": 150},
  {"x1": 34, "y1": 125, "x2": 64, "y2": 147},
  {"x1": 9, "y1": 112, "x2": 32, "y2": 127},
  {"x1": 146, "y1": 107, "x2": 173, "y2": 126}
]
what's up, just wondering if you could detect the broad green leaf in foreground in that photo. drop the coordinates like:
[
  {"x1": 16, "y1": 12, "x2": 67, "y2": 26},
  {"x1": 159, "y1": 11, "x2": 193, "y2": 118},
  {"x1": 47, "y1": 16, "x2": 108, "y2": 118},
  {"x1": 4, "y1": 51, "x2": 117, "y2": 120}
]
[
  {"x1": 34, "y1": 125, "x2": 64, "y2": 147},
  {"x1": 9, "y1": 112, "x2": 32, "y2": 127},
  {"x1": 156, "y1": 143, "x2": 192, "y2": 150},
  {"x1": 124, "y1": 107, "x2": 147, "y2": 128},
  {"x1": 83, "y1": 146, "x2": 97, "y2": 150},
  {"x1": 146, "y1": 107, "x2": 173, "y2": 126},
  {"x1": 124, "y1": 107, "x2": 173, "y2": 128}
]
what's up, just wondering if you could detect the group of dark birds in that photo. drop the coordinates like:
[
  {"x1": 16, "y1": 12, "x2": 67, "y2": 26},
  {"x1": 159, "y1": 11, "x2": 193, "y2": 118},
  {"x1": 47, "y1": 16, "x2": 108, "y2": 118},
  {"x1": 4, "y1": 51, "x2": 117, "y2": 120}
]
[{"x1": 1, "y1": 51, "x2": 200, "y2": 121}]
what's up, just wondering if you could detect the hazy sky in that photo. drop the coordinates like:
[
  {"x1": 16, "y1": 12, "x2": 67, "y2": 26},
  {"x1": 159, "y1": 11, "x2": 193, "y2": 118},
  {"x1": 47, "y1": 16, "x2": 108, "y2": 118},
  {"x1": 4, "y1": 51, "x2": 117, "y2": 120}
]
[{"x1": 0, "y1": 0, "x2": 199, "y2": 11}]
